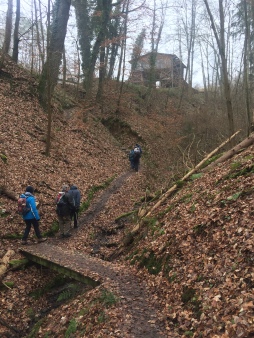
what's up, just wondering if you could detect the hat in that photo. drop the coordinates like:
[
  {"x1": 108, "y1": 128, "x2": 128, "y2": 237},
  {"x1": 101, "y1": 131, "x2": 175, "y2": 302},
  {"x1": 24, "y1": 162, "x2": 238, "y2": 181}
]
[
  {"x1": 62, "y1": 184, "x2": 69, "y2": 192},
  {"x1": 26, "y1": 186, "x2": 34, "y2": 194}
]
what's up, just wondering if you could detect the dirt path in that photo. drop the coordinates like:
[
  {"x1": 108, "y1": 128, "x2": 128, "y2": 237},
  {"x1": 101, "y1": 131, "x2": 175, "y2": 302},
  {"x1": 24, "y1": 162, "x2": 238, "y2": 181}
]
[
  {"x1": 79, "y1": 171, "x2": 133, "y2": 225},
  {"x1": 21, "y1": 243, "x2": 166, "y2": 337},
  {"x1": 20, "y1": 172, "x2": 168, "y2": 338}
]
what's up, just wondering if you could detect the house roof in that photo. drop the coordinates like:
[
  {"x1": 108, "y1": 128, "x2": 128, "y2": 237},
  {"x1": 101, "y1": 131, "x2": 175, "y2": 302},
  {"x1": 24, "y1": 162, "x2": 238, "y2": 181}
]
[{"x1": 129, "y1": 52, "x2": 186, "y2": 68}]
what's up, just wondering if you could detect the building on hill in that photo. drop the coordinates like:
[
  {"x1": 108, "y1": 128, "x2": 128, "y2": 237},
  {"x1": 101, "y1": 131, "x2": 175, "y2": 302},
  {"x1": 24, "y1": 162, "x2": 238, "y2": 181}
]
[{"x1": 128, "y1": 52, "x2": 186, "y2": 88}]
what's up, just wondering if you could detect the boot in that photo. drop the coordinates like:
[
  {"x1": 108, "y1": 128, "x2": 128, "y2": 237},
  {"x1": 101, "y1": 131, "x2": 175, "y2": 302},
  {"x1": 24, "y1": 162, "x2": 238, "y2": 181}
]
[{"x1": 38, "y1": 237, "x2": 47, "y2": 243}]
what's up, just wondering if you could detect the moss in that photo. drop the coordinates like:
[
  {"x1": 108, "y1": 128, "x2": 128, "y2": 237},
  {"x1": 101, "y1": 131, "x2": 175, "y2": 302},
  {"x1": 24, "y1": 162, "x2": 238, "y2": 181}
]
[
  {"x1": 200, "y1": 153, "x2": 222, "y2": 169},
  {"x1": 0, "y1": 209, "x2": 9, "y2": 217},
  {"x1": 79, "y1": 176, "x2": 115, "y2": 213},
  {"x1": 189, "y1": 173, "x2": 203, "y2": 180},
  {"x1": 217, "y1": 164, "x2": 254, "y2": 184},
  {"x1": 115, "y1": 210, "x2": 136, "y2": 221},
  {"x1": 43, "y1": 221, "x2": 59, "y2": 237},
  {"x1": 141, "y1": 217, "x2": 165, "y2": 236},
  {"x1": 168, "y1": 272, "x2": 177, "y2": 283},
  {"x1": 226, "y1": 191, "x2": 242, "y2": 201},
  {"x1": 9, "y1": 258, "x2": 30, "y2": 270},
  {"x1": 57, "y1": 283, "x2": 81, "y2": 302},
  {"x1": 2, "y1": 281, "x2": 15, "y2": 288},
  {"x1": 189, "y1": 204, "x2": 196, "y2": 212},
  {"x1": 176, "y1": 180, "x2": 185, "y2": 188},
  {"x1": 129, "y1": 248, "x2": 171, "y2": 276},
  {"x1": 98, "y1": 289, "x2": 118, "y2": 308},
  {"x1": 29, "y1": 275, "x2": 73, "y2": 300},
  {"x1": 230, "y1": 161, "x2": 241, "y2": 170},
  {"x1": 179, "y1": 193, "x2": 193, "y2": 203},
  {"x1": 2, "y1": 232, "x2": 22, "y2": 239},
  {"x1": 26, "y1": 318, "x2": 44, "y2": 338},
  {"x1": 229, "y1": 165, "x2": 254, "y2": 178},
  {"x1": 181, "y1": 287, "x2": 196, "y2": 303},
  {"x1": 138, "y1": 251, "x2": 162, "y2": 275},
  {"x1": 181, "y1": 287, "x2": 202, "y2": 320},
  {"x1": 0, "y1": 153, "x2": 7, "y2": 163},
  {"x1": 193, "y1": 223, "x2": 208, "y2": 236}
]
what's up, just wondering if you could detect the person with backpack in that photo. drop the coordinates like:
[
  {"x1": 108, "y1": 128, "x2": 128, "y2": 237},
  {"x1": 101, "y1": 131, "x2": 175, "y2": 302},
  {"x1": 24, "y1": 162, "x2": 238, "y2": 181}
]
[
  {"x1": 129, "y1": 144, "x2": 142, "y2": 172},
  {"x1": 68, "y1": 185, "x2": 81, "y2": 228},
  {"x1": 20, "y1": 186, "x2": 47, "y2": 245},
  {"x1": 56, "y1": 184, "x2": 75, "y2": 238}
]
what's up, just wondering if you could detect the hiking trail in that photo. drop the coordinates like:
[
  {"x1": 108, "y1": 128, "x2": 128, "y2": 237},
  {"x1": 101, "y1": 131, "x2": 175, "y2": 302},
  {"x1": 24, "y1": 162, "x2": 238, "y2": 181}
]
[{"x1": 20, "y1": 171, "x2": 168, "y2": 338}]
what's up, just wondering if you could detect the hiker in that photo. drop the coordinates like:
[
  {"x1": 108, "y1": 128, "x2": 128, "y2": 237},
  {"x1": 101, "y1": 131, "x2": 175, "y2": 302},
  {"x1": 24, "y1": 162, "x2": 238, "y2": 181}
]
[
  {"x1": 56, "y1": 184, "x2": 75, "y2": 238},
  {"x1": 20, "y1": 186, "x2": 47, "y2": 245},
  {"x1": 68, "y1": 185, "x2": 81, "y2": 228},
  {"x1": 129, "y1": 144, "x2": 142, "y2": 172}
]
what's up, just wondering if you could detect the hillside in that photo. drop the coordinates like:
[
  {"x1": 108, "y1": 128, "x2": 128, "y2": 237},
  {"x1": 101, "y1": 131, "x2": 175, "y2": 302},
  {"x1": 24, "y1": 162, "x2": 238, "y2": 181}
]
[{"x1": 0, "y1": 54, "x2": 254, "y2": 338}]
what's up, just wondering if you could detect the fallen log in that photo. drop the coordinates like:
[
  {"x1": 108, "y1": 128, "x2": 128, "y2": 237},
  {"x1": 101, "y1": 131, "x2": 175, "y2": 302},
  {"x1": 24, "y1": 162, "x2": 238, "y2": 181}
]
[
  {"x1": 203, "y1": 132, "x2": 254, "y2": 171},
  {"x1": 142, "y1": 130, "x2": 241, "y2": 218},
  {"x1": 0, "y1": 185, "x2": 18, "y2": 200},
  {"x1": 0, "y1": 249, "x2": 15, "y2": 280}
]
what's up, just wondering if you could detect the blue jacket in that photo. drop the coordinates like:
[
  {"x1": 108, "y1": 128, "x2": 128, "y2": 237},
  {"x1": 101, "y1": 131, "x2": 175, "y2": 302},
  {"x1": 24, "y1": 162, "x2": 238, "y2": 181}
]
[
  {"x1": 68, "y1": 185, "x2": 81, "y2": 208},
  {"x1": 20, "y1": 192, "x2": 40, "y2": 221}
]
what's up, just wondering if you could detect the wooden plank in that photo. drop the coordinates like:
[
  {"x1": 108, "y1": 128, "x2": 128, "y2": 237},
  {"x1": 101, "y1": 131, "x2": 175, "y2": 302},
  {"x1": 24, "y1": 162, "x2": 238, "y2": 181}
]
[{"x1": 20, "y1": 246, "x2": 100, "y2": 287}]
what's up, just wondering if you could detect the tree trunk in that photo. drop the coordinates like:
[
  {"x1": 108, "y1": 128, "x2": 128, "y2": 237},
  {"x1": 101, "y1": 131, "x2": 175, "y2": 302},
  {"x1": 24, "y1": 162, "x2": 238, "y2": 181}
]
[
  {"x1": 204, "y1": 132, "x2": 254, "y2": 171},
  {"x1": 12, "y1": 0, "x2": 20, "y2": 63},
  {"x1": 0, "y1": 250, "x2": 15, "y2": 280},
  {"x1": 243, "y1": 0, "x2": 252, "y2": 135},
  {"x1": 34, "y1": 0, "x2": 44, "y2": 71},
  {"x1": 203, "y1": 0, "x2": 235, "y2": 140},
  {"x1": 38, "y1": 0, "x2": 71, "y2": 109},
  {"x1": 2, "y1": 0, "x2": 13, "y2": 55},
  {"x1": 74, "y1": 0, "x2": 92, "y2": 93},
  {"x1": 85, "y1": 0, "x2": 112, "y2": 99},
  {"x1": 96, "y1": 45, "x2": 106, "y2": 102},
  {"x1": 0, "y1": 185, "x2": 18, "y2": 200}
]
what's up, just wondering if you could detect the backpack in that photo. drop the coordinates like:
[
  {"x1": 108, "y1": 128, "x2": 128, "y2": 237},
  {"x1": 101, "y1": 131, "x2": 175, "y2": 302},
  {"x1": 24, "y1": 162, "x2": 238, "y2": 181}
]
[
  {"x1": 56, "y1": 192, "x2": 71, "y2": 217},
  {"x1": 17, "y1": 196, "x2": 30, "y2": 215},
  {"x1": 68, "y1": 190, "x2": 76, "y2": 208},
  {"x1": 133, "y1": 147, "x2": 141, "y2": 159}
]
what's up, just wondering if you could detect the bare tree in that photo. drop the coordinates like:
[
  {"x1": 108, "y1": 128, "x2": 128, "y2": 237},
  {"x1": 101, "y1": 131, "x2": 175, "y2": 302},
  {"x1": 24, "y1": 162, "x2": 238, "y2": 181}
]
[
  {"x1": 12, "y1": 0, "x2": 20, "y2": 62},
  {"x1": 146, "y1": 0, "x2": 168, "y2": 101},
  {"x1": 203, "y1": 0, "x2": 235, "y2": 139},
  {"x1": 38, "y1": 0, "x2": 71, "y2": 109},
  {"x1": 34, "y1": 0, "x2": 45, "y2": 71},
  {"x1": 2, "y1": 0, "x2": 13, "y2": 55}
]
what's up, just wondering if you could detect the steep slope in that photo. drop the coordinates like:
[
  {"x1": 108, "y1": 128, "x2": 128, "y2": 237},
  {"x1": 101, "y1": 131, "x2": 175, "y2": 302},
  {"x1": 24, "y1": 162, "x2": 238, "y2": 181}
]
[
  {"x1": 1, "y1": 54, "x2": 253, "y2": 338},
  {"x1": 124, "y1": 144, "x2": 254, "y2": 337}
]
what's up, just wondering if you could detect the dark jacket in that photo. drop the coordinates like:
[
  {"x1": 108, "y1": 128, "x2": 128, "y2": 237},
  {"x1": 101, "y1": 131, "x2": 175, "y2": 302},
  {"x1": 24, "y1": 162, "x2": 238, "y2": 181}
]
[
  {"x1": 56, "y1": 191, "x2": 75, "y2": 217},
  {"x1": 20, "y1": 192, "x2": 40, "y2": 221},
  {"x1": 68, "y1": 185, "x2": 81, "y2": 209}
]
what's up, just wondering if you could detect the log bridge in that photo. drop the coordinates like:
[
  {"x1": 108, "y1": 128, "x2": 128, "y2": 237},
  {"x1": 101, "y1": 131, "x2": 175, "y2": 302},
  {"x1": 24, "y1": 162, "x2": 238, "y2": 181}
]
[{"x1": 20, "y1": 243, "x2": 104, "y2": 287}]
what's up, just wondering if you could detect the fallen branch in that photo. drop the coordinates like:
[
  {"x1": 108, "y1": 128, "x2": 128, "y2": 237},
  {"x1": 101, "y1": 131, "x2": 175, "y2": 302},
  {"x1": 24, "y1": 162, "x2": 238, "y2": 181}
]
[
  {"x1": 0, "y1": 316, "x2": 20, "y2": 334},
  {"x1": 0, "y1": 249, "x2": 15, "y2": 280},
  {"x1": 143, "y1": 130, "x2": 241, "y2": 218},
  {"x1": 0, "y1": 185, "x2": 18, "y2": 200},
  {"x1": 203, "y1": 132, "x2": 254, "y2": 171}
]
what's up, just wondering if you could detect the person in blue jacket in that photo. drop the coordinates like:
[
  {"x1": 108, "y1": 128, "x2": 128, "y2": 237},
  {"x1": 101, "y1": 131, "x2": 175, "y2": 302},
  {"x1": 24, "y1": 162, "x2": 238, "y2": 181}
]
[
  {"x1": 68, "y1": 185, "x2": 81, "y2": 228},
  {"x1": 20, "y1": 186, "x2": 47, "y2": 245}
]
